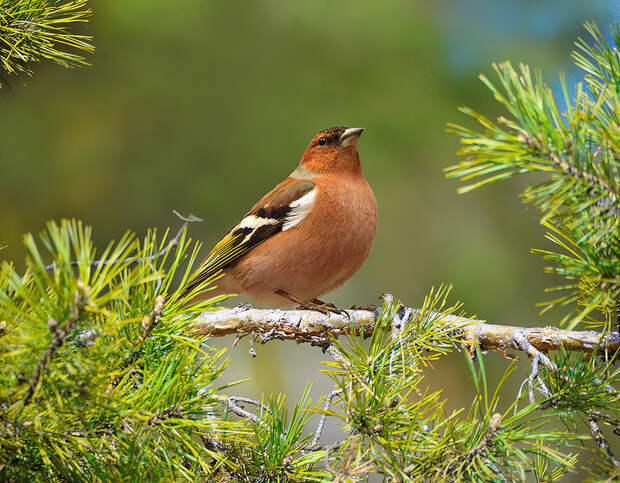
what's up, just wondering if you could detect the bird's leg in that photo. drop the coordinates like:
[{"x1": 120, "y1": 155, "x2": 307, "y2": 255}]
[
  {"x1": 310, "y1": 298, "x2": 349, "y2": 319},
  {"x1": 275, "y1": 290, "x2": 348, "y2": 316},
  {"x1": 309, "y1": 298, "x2": 338, "y2": 309}
]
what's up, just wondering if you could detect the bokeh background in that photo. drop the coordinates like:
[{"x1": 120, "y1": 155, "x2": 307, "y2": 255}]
[{"x1": 1, "y1": 0, "x2": 619, "y2": 475}]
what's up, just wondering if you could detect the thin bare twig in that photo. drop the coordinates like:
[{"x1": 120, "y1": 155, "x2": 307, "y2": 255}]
[
  {"x1": 324, "y1": 440, "x2": 342, "y2": 476},
  {"x1": 326, "y1": 346, "x2": 350, "y2": 367},
  {"x1": 22, "y1": 284, "x2": 86, "y2": 406},
  {"x1": 224, "y1": 396, "x2": 270, "y2": 423},
  {"x1": 444, "y1": 413, "x2": 503, "y2": 478},
  {"x1": 107, "y1": 295, "x2": 165, "y2": 393},
  {"x1": 148, "y1": 404, "x2": 183, "y2": 427},
  {"x1": 44, "y1": 210, "x2": 203, "y2": 271},
  {"x1": 515, "y1": 354, "x2": 553, "y2": 412},
  {"x1": 309, "y1": 389, "x2": 343, "y2": 449},
  {"x1": 588, "y1": 415, "x2": 620, "y2": 470}
]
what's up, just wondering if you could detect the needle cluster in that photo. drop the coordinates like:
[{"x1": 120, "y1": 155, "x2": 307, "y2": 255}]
[
  {"x1": 446, "y1": 22, "x2": 619, "y2": 332},
  {"x1": 0, "y1": 0, "x2": 93, "y2": 86}
]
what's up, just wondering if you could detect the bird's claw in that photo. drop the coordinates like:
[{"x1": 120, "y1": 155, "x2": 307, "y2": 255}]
[
  {"x1": 350, "y1": 304, "x2": 378, "y2": 312},
  {"x1": 321, "y1": 302, "x2": 338, "y2": 309},
  {"x1": 296, "y1": 302, "x2": 350, "y2": 319}
]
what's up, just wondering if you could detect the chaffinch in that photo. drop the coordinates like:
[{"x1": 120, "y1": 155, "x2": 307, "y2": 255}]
[{"x1": 180, "y1": 126, "x2": 377, "y2": 312}]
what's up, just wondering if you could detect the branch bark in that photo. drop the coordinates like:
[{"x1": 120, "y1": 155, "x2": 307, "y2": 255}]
[{"x1": 194, "y1": 303, "x2": 620, "y2": 361}]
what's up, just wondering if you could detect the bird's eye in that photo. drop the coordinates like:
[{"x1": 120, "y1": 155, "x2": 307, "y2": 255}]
[{"x1": 317, "y1": 137, "x2": 328, "y2": 146}]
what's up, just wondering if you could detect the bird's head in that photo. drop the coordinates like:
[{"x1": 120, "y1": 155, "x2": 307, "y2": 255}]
[{"x1": 299, "y1": 126, "x2": 364, "y2": 175}]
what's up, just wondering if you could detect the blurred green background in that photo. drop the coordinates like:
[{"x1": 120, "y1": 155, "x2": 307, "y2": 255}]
[{"x1": 1, "y1": 0, "x2": 618, "y2": 472}]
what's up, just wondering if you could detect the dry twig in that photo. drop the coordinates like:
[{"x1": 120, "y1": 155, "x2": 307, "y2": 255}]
[
  {"x1": 588, "y1": 415, "x2": 620, "y2": 470},
  {"x1": 224, "y1": 396, "x2": 269, "y2": 423}
]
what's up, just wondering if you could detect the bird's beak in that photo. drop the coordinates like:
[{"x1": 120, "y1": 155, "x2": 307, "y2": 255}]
[{"x1": 339, "y1": 127, "x2": 364, "y2": 147}]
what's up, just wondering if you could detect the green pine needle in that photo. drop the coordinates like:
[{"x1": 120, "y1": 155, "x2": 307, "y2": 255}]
[{"x1": 0, "y1": 0, "x2": 94, "y2": 86}]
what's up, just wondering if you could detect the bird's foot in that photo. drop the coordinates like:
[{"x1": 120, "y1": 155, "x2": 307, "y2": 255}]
[
  {"x1": 275, "y1": 290, "x2": 350, "y2": 318},
  {"x1": 296, "y1": 300, "x2": 350, "y2": 318},
  {"x1": 309, "y1": 298, "x2": 338, "y2": 309},
  {"x1": 349, "y1": 304, "x2": 378, "y2": 311}
]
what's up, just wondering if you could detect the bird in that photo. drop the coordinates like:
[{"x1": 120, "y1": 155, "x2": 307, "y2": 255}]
[{"x1": 177, "y1": 126, "x2": 377, "y2": 312}]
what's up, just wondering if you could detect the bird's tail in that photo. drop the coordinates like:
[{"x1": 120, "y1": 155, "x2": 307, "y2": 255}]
[{"x1": 164, "y1": 227, "x2": 245, "y2": 306}]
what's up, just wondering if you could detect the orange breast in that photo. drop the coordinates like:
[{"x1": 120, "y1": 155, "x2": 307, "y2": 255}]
[{"x1": 227, "y1": 174, "x2": 377, "y2": 305}]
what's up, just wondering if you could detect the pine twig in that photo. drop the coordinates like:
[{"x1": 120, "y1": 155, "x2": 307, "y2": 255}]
[
  {"x1": 308, "y1": 389, "x2": 343, "y2": 449},
  {"x1": 0, "y1": 0, "x2": 94, "y2": 85},
  {"x1": 148, "y1": 404, "x2": 183, "y2": 427},
  {"x1": 518, "y1": 129, "x2": 618, "y2": 199},
  {"x1": 23, "y1": 284, "x2": 86, "y2": 405},
  {"x1": 224, "y1": 396, "x2": 269, "y2": 422},
  {"x1": 443, "y1": 413, "x2": 504, "y2": 479},
  {"x1": 588, "y1": 415, "x2": 620, "y2": 470},
  {"x1": 107, "y1": 295, "x2": 165, "y2": 392}
]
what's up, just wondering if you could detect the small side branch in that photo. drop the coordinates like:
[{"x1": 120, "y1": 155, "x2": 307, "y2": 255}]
[
  {"x1": 107, "y1": 296, "x2": 165, "y2": 393},
  {"x1": 518, "y1": 129, "x2": 618, "y2": 199},
  {"x1": 23, "y1": 285, "x2": 86, "y2": 405},
  {"x1": 44, "y1": 210, "x2": 202, "y2": 271},
  {"x1": 444, "y1": 413, "x2": 504, "y2": 480},
  {"x1": 588, "y1": 415, "x2": 620, "y2": 470},
  {"x1": 224, "y1": 396, "x2": 269, "y2": 422},
  {"x1": 194, "y1": 305, "x2": 620, "y2": 357},
  {"x1": 148, "y1": 404, "x2": 183, "y2": 427},
  {"x1": 309, "y1": 389, "x2": 343, "y2": 449}
]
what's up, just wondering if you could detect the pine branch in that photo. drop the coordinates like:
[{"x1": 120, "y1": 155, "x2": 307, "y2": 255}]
[
  {"x1": 446, "y1": 22, "x2": 620, "y2": 328},
  {"x1": 194, "y1": 302, "x2": 620, "y2": 359},
  {"x1": 517, "y1": 128, "x2": 617, "y2": 198},
  {"x1": 0, "y1": 0, "x2": 94, "y2": 86}
]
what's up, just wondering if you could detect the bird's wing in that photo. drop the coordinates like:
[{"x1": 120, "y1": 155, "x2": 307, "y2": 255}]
[{"x1": 178, "y1": 178, "x2": 317, "y2": 298}]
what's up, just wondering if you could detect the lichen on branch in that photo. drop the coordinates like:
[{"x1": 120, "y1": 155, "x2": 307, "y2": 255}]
[{"x1": 194, "y1": 301, "x2": 620, "y2": 360}]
